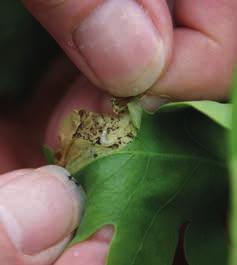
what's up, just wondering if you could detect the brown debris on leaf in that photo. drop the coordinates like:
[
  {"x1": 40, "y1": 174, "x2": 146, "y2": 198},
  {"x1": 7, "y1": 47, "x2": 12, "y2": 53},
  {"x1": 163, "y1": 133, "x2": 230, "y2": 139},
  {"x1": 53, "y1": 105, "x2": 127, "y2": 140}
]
[{"x1": 56, "y1": 98, "x2": 137, "y2": 171}]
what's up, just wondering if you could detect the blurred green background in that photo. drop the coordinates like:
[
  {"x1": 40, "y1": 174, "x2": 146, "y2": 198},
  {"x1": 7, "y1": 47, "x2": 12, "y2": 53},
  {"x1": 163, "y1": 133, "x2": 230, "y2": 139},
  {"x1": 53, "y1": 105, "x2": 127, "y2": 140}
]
[{"x1": 0, "y1": 2, "x2": 59, "y2": 103}]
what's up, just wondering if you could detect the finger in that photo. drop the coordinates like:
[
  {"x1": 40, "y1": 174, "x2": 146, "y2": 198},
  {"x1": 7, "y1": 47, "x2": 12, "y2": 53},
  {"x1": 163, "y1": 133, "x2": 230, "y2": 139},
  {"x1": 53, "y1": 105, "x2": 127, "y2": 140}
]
[
  {"x1": 0, "y1": 165, "x2": 85, "y2": 265},
  {"x1": 149, "y1": 0, "x2": 237, "y2": 101},
  {"x1": 1, "y1": 56, "x2": 78, "y2": 172},
  {"x1": 0, "y1": 59, "x2": 102, "y2": 172},
  {"x1": 54, "y1": 226, "x2": 113, "y2": 265},
  {"x1": 0, "y1": 169, "x2": 32, "y2": 187},
  {"x1": 22, "y1": 0, "x2": 173, "y2": 97}
]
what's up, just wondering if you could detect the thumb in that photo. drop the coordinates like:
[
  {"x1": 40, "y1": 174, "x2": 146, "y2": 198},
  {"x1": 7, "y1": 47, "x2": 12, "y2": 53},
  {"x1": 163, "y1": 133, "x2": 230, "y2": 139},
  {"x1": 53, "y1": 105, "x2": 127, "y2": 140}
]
[
  {"x1": 22, "y1": 0, "x2": 173, "y2": 97},
  {"x1": 0, "y1": 166, "x2": 84, "y2": 265}
]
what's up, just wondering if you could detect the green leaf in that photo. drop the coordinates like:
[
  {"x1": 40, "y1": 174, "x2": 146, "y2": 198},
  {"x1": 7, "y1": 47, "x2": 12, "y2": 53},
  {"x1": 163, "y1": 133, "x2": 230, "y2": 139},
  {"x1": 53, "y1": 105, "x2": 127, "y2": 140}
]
[
  {"x1": 229, "y1": 74, "x2": 237, "y2": 265},
  {"x1": 68, "y1": 102, "x2": 230, "y2": 265},
  {"x1": 159, "y1": 100, "x2": 231, "y2": 130},
  {"x1": 160, "y1": 101, "x2": 231, "y2": 161},
  {"x1": 42, "y1": 145, "x2": 56, "y2": 164}
]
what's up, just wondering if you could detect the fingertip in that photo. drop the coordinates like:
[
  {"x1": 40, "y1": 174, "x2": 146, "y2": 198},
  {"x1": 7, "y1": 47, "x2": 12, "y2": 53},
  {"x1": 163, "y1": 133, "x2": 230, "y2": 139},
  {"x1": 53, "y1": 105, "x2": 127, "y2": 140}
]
[
  {"x1": 55, "y1": 241, "x2": 109, "y2": 265},
  {"x1": 139, "y1": 94, "x2": 170, "y2": 112},
  {"x1": 73, "y1": 0, "x2": 170, "y2": 97},
  {"x1": 55, "y1": 226, "x2": 114, "y2": 265},
  {"x1": 23, "y1": 0, "x2": 173, "y2": 97},
  {"x1": 0, "y1": 165, "x2": 84, "y2": 265}
]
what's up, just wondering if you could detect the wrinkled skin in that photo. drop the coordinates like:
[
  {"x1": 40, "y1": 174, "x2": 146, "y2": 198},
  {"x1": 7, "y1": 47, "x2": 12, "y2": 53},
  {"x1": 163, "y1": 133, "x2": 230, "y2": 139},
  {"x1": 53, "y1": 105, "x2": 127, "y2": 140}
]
[{"x1": 1, "y1": 0, "x2": 237, "y2": 264}]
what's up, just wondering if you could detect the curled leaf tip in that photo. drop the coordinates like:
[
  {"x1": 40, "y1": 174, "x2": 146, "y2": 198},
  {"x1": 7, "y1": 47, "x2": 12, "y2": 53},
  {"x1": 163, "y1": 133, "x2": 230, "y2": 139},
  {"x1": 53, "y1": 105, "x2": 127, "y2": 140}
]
[{"x1": 55, "y1": 98, "x2": 140, "y2": 172}]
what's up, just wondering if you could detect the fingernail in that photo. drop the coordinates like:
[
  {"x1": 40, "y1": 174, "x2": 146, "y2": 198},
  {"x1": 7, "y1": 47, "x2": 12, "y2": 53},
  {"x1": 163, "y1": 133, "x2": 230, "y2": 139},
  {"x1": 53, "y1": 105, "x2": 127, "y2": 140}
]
[
  {"x1": 0, "y1": 165, "x2": 84, "y2": 255},
  {"x1": 140, "y1": 95, "x2": 170, "y2": 113},
  {"x1": 73, "y1": 0, "x2": 165, "y2": 96}
]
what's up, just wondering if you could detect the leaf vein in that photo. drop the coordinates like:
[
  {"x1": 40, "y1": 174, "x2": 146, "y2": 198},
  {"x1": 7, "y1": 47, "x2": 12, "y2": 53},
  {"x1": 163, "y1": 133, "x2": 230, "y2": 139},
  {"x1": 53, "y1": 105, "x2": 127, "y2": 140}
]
[
  {"x1": 87, "y1": 154, "x2": 135, "y2": 199},
  {"x1": 130, "y1": 163, "x2": 201, "y2": 265},
  {"x1": 117, "y1": 157, "x2": 151, "y2": 218},
  {"x1": 113, "y1": 151, "x2": 224, "y2": 167}
]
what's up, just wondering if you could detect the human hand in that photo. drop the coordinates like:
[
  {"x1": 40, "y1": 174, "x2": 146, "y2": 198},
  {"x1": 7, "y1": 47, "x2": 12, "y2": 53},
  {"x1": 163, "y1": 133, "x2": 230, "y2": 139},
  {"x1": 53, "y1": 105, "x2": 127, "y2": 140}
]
[
  {"x1": 22, "y1": 0, "x2": 237, "y2": 104},
  {"x1": 0, "y1": 57, "x2": 115, "y2": 265},
  {"x1": 1, "y1": 0, "x2": 237, "y2": 265}
]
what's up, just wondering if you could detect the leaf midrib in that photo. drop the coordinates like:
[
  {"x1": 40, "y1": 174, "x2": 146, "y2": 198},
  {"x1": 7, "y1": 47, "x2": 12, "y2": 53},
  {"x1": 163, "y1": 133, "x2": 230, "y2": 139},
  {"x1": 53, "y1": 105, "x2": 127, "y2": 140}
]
[
  {"x1": 69, "y1": 150, "x2": 225, "y2": 176},
  {"x1": 114, "y1": 151, "x2": 224, "y2": 167}
]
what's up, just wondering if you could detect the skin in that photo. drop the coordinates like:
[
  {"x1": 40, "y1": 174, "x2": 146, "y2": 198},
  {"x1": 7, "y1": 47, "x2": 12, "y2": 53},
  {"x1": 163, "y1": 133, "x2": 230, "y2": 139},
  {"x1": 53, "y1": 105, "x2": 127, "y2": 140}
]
[{"x1": 0, "y1": 0, "x2": 237, "y2": 264}]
